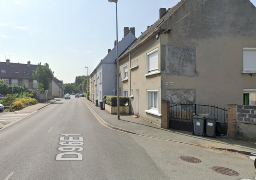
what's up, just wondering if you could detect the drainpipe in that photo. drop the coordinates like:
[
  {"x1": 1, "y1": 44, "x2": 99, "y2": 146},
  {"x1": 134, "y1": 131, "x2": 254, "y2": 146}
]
[{"x1": 129, "y1": 52, "x2": 131, "y2": 114}]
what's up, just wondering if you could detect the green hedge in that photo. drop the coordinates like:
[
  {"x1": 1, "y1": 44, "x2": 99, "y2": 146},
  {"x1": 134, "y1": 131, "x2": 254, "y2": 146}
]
[{"x1": 105, "y1": 96, "x2": 129, "y2": 107}]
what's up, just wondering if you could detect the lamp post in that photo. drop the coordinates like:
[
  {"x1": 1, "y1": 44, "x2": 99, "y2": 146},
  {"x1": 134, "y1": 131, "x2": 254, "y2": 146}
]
[
  {"x1": 85, "y1": 67, "x2": 89, "y2": 100},
  {"x1": 108, "y1": 0, "x2": 120, "y2": 120}
]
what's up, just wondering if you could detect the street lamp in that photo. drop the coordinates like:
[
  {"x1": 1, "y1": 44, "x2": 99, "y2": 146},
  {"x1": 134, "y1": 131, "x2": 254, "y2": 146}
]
[
  {"x1": 108, "y1": 0, "x2": 120, "y2": 120},
  {"x1": 85, "y1": 67, "x2": 89, "y2": 100}
]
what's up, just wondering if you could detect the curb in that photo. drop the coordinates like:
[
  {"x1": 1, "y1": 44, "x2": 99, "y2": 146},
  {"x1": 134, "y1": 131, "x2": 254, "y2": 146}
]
[{"x1": 82, "y1": 98, "x2": 256, "y2": 157}]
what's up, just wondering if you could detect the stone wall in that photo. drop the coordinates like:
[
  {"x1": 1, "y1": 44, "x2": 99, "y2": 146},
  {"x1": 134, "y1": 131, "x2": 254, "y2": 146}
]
[{"x1": 227, "y1": 104, "x2": 256, "y2": 140}]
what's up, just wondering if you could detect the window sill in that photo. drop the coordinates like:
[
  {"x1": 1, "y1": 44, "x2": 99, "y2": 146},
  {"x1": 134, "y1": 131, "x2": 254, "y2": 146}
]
[
  {"x1": 145, "y1": 109, "x2": 162, "y2": 117},
  {"x1": 130, "y1": 65, "x2": 139, "y2": 70},
  {"x1": 122, "y1": 77, "x2": 128, "y2": 82},
  {"x1": 242, "y1": 70, "x2": 256, "y2": 74},
  {"x1": 144, "y1": 70, "x2": 161, "y2": 77}
]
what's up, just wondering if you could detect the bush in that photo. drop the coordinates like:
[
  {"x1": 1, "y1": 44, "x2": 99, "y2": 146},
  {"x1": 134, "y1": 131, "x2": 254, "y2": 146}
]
[
  {"x1": 105, "y1": 96, "x2": 129, "y2": 106},
  {"x1": 1, "y1": 94, "x2": 15, "y2": 106},
  {"x1": 19, "y1": 98, "x2": 37, "y2": 107},
  {"x1": 12, "y1": 100, "x2": 24, "y2": 110}
]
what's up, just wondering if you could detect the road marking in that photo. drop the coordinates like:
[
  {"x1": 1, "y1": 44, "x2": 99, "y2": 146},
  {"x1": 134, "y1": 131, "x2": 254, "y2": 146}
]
[
  {"x1": 48, "y1": 127, "x2": 53, "y2": 132},
  {"x1": 5, "y1": 172, "x2": 14, "y2": 180},
  {"x1": 60, "y1": 114, "x2": 63, "y2": 118}
]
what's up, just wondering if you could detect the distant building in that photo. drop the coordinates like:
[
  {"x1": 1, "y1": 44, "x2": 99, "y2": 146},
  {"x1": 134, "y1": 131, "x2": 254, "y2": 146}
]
[{"x1": 0, "y1": 59, "x2": 63, "y2": 98}]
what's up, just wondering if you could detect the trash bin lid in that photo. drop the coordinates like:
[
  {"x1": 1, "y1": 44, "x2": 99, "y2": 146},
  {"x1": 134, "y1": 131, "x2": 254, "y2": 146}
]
[
  {"x1": 193, "y1": 115, "x2": 204, "y2": 119},
  {"x1": 204, "y1": 114, "x2": 216, "y2": 119}
]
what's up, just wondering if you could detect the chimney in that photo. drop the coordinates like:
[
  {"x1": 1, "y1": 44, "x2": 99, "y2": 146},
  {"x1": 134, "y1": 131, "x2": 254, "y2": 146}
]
[
  {"x1": 124, "y1": 27, "x2": 129, "y2": 37},
  {"x1": 6, "y1": 59, "x2": 10, "y2": 65},
  {"x1": 130, "y1": 27, "x2": 135, "y2": 36},
  {"x1": 108, "y1": 49, "x2": 111, "y2": 53},
  {"x1": 27, "y1": 61, "x2": 31, "y2": 67},
  {"x1": 159, "y1": 8, "x2": 167, "y2": 19},
  {"x1": 147, "y1": 26, "x2": 150, "y2": 29},
  {"x1": 114, "y1": 40, "x2": 117, "y2": 47}
]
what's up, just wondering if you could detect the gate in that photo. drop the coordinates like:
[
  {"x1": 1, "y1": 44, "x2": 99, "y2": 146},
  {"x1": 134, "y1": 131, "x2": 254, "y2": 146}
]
[{"x1": 169, "y1": 104, "x2": 227, "y2": 132}]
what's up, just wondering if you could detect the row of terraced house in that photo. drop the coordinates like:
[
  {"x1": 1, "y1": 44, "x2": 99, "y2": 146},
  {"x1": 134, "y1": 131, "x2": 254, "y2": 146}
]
[
  {"x1": 90, "y1": 0, "x2": 256, "y2": 133},
  {"x1": 0, "y1": 60, "x2": 64, "y2": 99}
]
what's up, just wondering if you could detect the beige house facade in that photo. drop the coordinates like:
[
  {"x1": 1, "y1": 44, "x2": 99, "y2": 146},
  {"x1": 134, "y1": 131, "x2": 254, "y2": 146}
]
[{"x1": 118, "y1": 0, "x2": 256, "y2": 125}]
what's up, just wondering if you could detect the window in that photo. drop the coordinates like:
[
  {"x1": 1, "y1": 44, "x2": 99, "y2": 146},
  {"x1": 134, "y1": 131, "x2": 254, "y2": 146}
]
[
  {"x1": 123, "y1": 64, "x2": 128, "y2": 80},
  {"x1": 11, "y1": 79, "x2": 18, "y2": 86},
  {"x1": 123, "y1": 90, "x2": 128, "y2": 97},
  {"x1": 33, "y1": 80, "x2": 37, "y2": 89},
  {"x1": 99, "y1": 71, "x2": 102, "y2": 83},
  {"x1": 1, "y1": 70, "x2": 6, "y2": 73},
  {"x1": 147, "y1": 90, "x2": 158, "y2": 110},
  {"x1": 243, "y1": 89, "x2": 256, "y2": 105},
  {"x1": 147, "y1": 49, "x2": 158, "y2": 73},
  {"x1": 22, "y1": 79, "x2": 29, "y2": 88},
  {"x1": 3, "y1": 79, "x2": 9, "y2": 84},
  {"x1": 243, "y1": 48, "x2": 256, "y2": 73},
  {"x1": 131, "y1": 59, "x2": 138, "y2": 69}
]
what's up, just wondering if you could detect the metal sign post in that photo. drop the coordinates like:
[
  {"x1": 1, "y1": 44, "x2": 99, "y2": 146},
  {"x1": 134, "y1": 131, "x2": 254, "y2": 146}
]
[{"x1": 45, "y1": 90, "x2": 48, "y2": 100}]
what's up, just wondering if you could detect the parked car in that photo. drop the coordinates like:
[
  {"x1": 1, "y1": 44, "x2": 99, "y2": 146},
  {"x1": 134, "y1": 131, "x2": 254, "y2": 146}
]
[
  {"x1": 79, "y1": 94, "x2": 84, "y2": 97},
  {"x1": 65, "y1": 94, "x2": 71, "y2": 99},
  {"x1": 75, "y1": 94, "x2": 80, "y2": 98},
  {"x1": 0, "y1": 103, "x2": 4, "y2": 112}
]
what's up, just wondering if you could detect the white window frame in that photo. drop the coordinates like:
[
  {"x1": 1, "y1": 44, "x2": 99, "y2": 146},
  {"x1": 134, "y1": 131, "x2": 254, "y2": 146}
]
[
  {"x1": 99, "y1": 71, "x2": 102, "y2": 83},
  {"x1": 147, "y1": 48, "x2": 159, "y2": 73},
  {"x1": 243, "y1": 89, "x2": 256, "y2": 105},
  {"x1": 3, "y1": 79, "x2": 9, "y2": 84},
  {"x1": 147, "y1": 90, "x2": 158, "y2": 110},
  {"x1": 242, "y1": 47, "x2": 256, "y2": 73},
  {"x1": 145, "y1": 90, "x2": 161, "y2": 116},
  {"x1": 123, "y1": 90, "x2": 128, "y2": 97},
  {"x1": 11, "y1": 79, "x2": 18, "y2": 86},
  {"x1": 33, "y1": 80, "x2": 37, "y2": 89},
  {"x1": 123, "y1": 64, "x2": 128, "y2": 80},
  {"x1": 130, "y1": 59, "x2": 138, "y2": 70},
  {"x1": 22, "y1": 79, "x2": 29, "y2": 88}
]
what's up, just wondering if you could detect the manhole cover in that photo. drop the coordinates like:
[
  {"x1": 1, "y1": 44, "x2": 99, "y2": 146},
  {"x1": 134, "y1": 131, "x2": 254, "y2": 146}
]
[
  {"x1": 211, "y1": 166, "x2": 239, "y2": 176},
  {"x1": 180, "y1": 156, "x2": 201, "y2": 163}
]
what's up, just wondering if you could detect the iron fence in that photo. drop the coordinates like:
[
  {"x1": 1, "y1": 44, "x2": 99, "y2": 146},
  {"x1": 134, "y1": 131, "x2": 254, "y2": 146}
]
[{"x1": 169, "y1": 104, "x2": 227, "y2": 123}]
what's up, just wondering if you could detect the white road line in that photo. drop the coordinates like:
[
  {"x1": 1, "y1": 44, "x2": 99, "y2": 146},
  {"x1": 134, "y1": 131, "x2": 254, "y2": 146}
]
[
  {"x1": 5, "y1": 172, "x2": 14, "y2": 180},
  {"x1": 48, "y1": 127, "x2": 53, "y2": 132}
]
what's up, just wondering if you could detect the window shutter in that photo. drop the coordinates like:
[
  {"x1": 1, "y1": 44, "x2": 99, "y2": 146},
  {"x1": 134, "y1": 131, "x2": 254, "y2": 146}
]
[
  {"x1": 243, "y1": 49, "x2": 256, "y2": 72},
  {"x1": 148, "y1": 51, "x2": 158, "y2": 72}
]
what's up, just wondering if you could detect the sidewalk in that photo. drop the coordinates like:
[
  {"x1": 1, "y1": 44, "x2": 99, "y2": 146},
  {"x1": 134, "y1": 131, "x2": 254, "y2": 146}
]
[
  {"x1": 83, "y1": 98, "x2": 256, "y2": 155},
  {"x1": 0, "y1": 99, "x2": 57, "y2": 129}
]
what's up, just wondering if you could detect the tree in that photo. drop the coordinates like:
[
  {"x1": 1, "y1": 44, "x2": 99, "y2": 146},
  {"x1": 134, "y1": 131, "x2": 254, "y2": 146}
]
[
  {"x1": 37, "y1": 83, "x2": 45, "y2": 94},
  {"x1": 32, "y1": 63, "x2": 54, "y2": 91},
  {"x1": 63, "y1": 84, "x2": 75, "y2": 94}
]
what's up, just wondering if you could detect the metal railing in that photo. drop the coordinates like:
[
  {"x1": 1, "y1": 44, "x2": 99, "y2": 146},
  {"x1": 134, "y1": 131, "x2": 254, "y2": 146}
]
[{"x1": 170, "y1": 104, "x2": 227, "y2": 123}]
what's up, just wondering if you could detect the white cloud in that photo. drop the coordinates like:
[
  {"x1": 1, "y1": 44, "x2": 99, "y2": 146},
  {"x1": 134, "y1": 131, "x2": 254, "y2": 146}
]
[
  {"x1": 15, "y1": 1, "x2": 21, "y2": 5},
  {"x1": 14, "y1": 26, "x2": 30, "y2": 31},
  {"x1": 0, "y1": 33, "x2": 8, "y2": 39}
]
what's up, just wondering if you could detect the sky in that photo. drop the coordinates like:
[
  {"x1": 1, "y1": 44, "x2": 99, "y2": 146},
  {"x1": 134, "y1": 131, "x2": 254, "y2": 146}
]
[{"x1": 0, "y1": 0, "x2": 256, "y2": 84}]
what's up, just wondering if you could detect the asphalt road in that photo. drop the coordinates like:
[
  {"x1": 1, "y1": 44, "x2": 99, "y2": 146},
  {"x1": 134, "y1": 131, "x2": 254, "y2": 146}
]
[{"x1": 0, "y1": 97, "x2": 255, "y2": 180}]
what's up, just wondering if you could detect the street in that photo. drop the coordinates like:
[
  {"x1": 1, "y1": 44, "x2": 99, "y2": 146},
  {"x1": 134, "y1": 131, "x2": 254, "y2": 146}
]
[{"x1": 0, "y1": 97, "x2": 255, "y2": 180}]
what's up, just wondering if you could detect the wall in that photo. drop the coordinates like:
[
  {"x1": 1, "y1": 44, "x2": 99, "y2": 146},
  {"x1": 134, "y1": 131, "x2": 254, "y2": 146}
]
[
  {"x1": 120, "y1": 36, "x2": 162, "y2": 125},
  {"x1": 227, "y1": 104, "x2": 256, "y2": 141},
  {"x1": 161, "y1": 0, "x2": 256, "y2": 108}
]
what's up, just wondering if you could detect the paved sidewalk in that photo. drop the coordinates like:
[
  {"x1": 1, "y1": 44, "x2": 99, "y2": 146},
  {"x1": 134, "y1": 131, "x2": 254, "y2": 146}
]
[
  {"x1": 0, "y1": 99, "x2": 57, "y2": 129},
  {"x1": 83, "y1": 98, "x2": 256, "y2": 155}
]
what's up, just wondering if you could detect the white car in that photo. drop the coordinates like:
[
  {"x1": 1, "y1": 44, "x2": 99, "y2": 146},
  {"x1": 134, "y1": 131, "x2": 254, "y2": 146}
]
[
  {"x1": 0, "y1": 103, "x2": 4, "y2": 112},
  {"x1": 64, "y1": 94, "x2": 71, "y2": 99}
]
